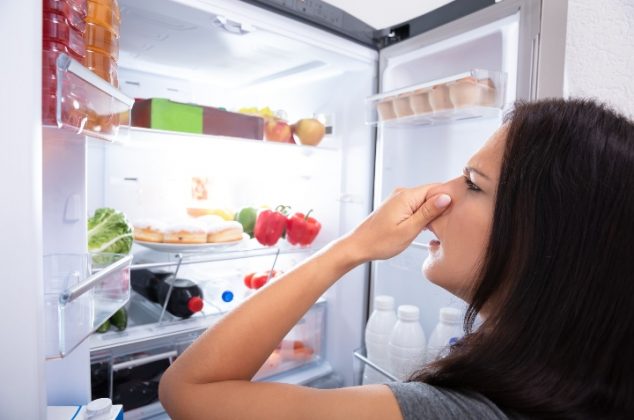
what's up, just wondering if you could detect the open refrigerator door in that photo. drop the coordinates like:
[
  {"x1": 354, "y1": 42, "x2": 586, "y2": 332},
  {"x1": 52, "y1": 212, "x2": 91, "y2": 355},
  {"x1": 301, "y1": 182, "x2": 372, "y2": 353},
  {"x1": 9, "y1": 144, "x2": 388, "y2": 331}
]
[{"x1": 357, "y1": 0, "x2": 565, "y2": 384}]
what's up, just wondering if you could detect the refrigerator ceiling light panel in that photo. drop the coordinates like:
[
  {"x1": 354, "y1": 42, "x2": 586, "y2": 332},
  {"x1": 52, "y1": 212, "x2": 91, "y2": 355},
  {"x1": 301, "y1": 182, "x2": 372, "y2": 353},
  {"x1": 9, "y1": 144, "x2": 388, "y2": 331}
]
[{"x1": 322, "y1": 0, "x2": 454, "y2": 29}]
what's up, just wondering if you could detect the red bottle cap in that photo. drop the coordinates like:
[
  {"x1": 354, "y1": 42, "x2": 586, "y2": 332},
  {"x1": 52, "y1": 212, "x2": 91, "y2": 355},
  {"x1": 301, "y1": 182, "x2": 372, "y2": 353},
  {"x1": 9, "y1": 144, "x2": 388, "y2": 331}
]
[{"x1": 187, "y1": 296, "x2": 204, "y2": 313}]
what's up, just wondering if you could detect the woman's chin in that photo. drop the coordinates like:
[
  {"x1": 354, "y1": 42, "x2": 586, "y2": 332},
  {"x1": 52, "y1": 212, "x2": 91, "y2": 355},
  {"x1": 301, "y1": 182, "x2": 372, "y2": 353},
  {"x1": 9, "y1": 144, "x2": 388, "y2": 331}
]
[{"x1": 422, "y1": 255, "x2": 441, "y2": 283}]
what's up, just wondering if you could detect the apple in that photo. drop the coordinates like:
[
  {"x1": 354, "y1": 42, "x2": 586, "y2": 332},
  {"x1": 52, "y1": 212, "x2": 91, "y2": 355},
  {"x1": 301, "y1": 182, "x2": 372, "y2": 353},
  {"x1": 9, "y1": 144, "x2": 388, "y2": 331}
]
[
  {"x1": 292, "y1": 118, "x2": 325, "y2": 146},
  {"x1": 264, "y1": 118, "x2": 293, "y2": 142}
]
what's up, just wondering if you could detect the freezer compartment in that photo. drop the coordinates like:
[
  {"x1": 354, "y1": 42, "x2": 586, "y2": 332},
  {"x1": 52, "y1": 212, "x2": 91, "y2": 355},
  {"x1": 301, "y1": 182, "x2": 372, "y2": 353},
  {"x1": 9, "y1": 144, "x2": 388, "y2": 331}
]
[
  {"x1": 44, "y1": 252, "x2": 132, "y2": 359},
  {"x1": 42, "y1": 53, "x2": 133, "y2": 140},
  {"x1": 352, "y1": 347, "x2": 399, "y2": 385},
  {"x1": 367, "y1": 69, "x2": 507, "y2": 126}
]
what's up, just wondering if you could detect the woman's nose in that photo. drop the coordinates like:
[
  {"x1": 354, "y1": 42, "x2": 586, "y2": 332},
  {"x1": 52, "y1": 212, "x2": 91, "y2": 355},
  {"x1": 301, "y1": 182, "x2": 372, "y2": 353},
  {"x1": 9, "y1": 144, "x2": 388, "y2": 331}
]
[{"x1": 427, "y1": 177, "x2": 461, "y2": 198}]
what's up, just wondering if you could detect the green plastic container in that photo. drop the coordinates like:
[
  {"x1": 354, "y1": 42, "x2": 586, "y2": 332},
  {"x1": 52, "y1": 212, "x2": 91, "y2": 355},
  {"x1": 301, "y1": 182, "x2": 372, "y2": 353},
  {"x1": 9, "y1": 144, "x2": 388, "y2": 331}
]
[{"x1": 132, "y1": 98, "x2": 203, "y2": 134}]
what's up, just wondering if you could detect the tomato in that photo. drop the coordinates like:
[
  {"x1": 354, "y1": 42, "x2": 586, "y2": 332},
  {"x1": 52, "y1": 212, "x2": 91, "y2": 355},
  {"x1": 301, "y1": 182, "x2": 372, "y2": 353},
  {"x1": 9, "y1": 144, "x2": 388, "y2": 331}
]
[
  {"x1": 243, "y1": 272, "x2": 255, "y2": 289},
  {"x1": 251, "y1": 272, "x2": 270, "y2": 289},
  {"x1": 244, "y1": 269, "x2": 279, "y2": 289}
]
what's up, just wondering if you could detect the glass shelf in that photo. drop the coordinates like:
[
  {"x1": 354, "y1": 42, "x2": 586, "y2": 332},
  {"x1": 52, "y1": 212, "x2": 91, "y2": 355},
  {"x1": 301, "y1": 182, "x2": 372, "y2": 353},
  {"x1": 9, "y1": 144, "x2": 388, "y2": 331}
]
[
  {"x1": 366, "y1": 69, "x2": 507, "y2": 127},
  {"x1": 43, "y1": 53, "x2": 134, "y2": 141},
  {"x1": 44, "y1": 252, "x2": 132, "y2": 359},
  {"x1": 130, "y1": 243, "x2": 315, "y2": 271},
  {"x1": 118, "y1": 126, "x2": 339, "y2": 153}
]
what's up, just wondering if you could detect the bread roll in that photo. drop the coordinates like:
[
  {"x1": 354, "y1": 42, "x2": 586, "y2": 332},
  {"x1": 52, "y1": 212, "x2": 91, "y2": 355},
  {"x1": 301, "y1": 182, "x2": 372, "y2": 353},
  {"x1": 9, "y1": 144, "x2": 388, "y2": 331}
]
[
  {"x1": 133, "y1": 219, "x2": 166, "y2": 243},
  {"x1": 163, "y1": 221, "x2": 206, "y2": 244},
  {"x1": 207, "y1": 221, "x2": 244, "y2": 243}
]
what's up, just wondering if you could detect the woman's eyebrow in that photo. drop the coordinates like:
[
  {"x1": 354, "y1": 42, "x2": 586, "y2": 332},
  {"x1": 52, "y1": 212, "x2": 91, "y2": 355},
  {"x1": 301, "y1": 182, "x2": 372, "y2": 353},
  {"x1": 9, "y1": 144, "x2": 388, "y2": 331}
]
[{"x1": 465, "y1": 166, "x2": 491, "y2": 181}]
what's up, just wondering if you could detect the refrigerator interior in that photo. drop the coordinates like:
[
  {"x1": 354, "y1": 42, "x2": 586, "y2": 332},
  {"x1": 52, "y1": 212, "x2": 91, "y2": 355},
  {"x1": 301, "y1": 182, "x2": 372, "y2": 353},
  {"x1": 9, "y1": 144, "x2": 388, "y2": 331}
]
[
  {"x1": 370, "y1": 10, "x2": 520, "y2": 337},
  {"x1": 54, "y1": 0, "x2": 381, "y2": 411}
]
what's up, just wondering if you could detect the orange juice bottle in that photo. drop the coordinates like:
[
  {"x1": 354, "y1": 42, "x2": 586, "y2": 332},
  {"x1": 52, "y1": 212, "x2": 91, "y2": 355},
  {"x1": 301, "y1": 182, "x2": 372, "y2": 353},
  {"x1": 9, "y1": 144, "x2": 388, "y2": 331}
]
[
  {"x1": 84, "y1": 0, "x2": 119, "y2": 86},
  {"x1": 84, "y1": 0, "x2": 120, "y2": 133}
]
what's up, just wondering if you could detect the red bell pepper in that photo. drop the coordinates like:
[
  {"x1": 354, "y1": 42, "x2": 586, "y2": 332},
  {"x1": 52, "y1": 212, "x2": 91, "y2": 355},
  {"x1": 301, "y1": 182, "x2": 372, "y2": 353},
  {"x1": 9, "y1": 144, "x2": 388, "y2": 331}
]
[
  {"x1": 286, "y1": 210, "x2": 321, "y2": 246},
  {"x1": 254, "y1": 206, "x2": 288, "y2": 246}
]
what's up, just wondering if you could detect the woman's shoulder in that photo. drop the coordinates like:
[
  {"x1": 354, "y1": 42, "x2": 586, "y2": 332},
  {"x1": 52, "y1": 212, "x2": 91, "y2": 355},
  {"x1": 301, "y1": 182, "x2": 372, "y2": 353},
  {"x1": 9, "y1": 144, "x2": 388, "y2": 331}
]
[{"x1": 385, "y1": 381, "x2": 527, "y2": 420}]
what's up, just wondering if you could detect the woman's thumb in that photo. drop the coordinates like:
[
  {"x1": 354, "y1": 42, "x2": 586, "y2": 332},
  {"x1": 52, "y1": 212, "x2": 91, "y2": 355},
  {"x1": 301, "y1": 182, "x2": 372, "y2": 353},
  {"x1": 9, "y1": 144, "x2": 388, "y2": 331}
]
[{"x1": 412, "y1": 194, "x2": 451, "y2": 227}]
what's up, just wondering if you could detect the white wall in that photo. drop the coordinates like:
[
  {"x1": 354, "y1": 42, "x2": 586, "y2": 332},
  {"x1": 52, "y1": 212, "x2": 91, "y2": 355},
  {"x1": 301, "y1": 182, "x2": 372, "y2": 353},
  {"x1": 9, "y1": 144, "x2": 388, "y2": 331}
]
[{"x1": 564, "y1": 0, "x2": 634, "y2": 118}]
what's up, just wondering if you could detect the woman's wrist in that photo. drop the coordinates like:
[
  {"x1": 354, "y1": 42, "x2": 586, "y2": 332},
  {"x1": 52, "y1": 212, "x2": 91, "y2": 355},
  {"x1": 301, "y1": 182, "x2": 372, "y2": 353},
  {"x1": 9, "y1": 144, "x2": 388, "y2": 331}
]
[{"x1": 324, "y1": 235, "x2": 367, "y2": 272}]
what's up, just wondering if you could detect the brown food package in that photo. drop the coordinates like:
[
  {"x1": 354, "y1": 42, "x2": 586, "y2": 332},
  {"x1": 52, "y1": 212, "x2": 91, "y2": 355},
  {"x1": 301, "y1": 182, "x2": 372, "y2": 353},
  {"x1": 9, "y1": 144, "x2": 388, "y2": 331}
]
[{"x1": 203, "y1": 107, "x2": 264, "y2": 140}]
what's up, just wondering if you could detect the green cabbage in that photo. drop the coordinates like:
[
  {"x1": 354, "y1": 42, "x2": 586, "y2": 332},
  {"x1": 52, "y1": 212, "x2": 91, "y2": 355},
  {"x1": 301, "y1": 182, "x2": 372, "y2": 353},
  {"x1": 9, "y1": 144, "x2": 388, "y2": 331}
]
[{"x1": 87, "y1": 208, "x2": 134, "y2": 254}]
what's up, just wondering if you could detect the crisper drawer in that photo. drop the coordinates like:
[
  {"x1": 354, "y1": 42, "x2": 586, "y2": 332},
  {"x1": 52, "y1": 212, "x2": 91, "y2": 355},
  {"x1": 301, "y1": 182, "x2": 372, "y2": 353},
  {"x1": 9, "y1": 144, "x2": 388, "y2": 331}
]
[
  {"x1": 254, "y1": 300, "x2": 326, "y2": 381},
  {"x1": 44, "y1": 252, "x2": 132, "y2": 359}
]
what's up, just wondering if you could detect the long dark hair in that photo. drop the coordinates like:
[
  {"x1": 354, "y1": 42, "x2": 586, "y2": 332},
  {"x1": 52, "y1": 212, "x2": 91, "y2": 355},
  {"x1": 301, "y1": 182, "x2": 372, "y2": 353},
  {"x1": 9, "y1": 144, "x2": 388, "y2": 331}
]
[{"x1": 413, "y1": 99, "x2": 634, "y2": 418}]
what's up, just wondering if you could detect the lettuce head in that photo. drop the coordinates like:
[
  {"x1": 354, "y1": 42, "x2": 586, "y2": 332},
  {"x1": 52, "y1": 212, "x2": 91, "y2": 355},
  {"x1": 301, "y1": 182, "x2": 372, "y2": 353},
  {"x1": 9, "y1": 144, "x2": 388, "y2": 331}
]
[{"x1": 88, "y1": 208, "x2": 134, "y2": 254}]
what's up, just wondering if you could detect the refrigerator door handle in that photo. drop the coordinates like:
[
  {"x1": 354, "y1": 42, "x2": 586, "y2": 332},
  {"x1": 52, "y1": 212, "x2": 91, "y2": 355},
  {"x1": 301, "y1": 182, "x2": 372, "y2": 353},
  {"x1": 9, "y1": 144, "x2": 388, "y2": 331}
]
[
  {"x1": 529, "y1": 34, "x2": 540, "y2": 100},
  {"x1": 112, "y1": 350, "x2": 178, "y2": 372}
]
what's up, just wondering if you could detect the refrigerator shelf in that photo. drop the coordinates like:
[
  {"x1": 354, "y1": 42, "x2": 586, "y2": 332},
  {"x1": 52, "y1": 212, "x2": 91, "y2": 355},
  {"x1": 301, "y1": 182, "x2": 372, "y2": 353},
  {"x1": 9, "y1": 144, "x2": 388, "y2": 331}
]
[
  {"x1": 366, "y1": 69, "x2": 507, "y2": 126},
  {"x1": 91, "y1": 290, "x2": 326, "y2": 352},
  {"x1": 119, "y1": 126, "x2": 337, "y2": 152},
  {"x1": 43, "y1": 53, "x2": 134, "y2": 141},
  {"x1": 44, "y1": 253, "x2": 132, "y2": 359},
  {"x1": 130, "y1": 244, "x2": 314, "y2": 271}
]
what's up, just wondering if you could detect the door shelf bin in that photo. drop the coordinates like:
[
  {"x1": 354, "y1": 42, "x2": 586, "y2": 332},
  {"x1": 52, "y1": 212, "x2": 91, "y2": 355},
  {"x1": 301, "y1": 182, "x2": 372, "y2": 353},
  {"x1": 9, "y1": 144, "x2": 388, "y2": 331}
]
[
  {"x1": 43, "y1": 53, "x2": 134, "y2": 141},
  {"x1": 352, "y1": 347, "x2": 400, "y2": 385},
  {"x1": 366, "y1": 69, "x2": 507, "y2": 126},
  {"x1": 44, "y1": 253, "x2": 132, "y2": 359},
  {"x1": 254, "y1": 300, "x2": 326, "y2": 381}
]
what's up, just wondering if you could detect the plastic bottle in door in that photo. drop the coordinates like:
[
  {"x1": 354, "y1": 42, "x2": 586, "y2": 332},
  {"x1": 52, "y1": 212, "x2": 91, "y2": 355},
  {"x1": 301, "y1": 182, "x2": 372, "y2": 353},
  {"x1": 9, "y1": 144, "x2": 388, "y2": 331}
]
[
  {"x1": 363, "y1": 295, "x2": 397, "y2": 384},
  {"x1": 387, "y1": 305, "x2": 426, "y2": 381},
  {"x1": 426, "y1": 307, "x2": 464, "y2": 363}
]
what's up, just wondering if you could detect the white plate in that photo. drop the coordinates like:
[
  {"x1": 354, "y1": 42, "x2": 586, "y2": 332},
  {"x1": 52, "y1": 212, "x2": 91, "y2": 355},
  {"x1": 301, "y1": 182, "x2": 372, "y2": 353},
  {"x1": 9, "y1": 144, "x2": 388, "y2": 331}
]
[{"x1": 135, "y1": 234, "x2": 249, "y2": 253}]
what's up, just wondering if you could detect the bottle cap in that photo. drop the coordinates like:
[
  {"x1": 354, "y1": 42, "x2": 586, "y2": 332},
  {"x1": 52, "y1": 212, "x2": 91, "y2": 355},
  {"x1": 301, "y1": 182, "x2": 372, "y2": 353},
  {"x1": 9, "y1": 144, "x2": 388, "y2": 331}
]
[
  {"x1": 187, "y1": 296, "x2": 204, "y2": 313},
  {"x1": 86, "y1": 398, "x2": 112, "y2": 418},
  {"x1": 397, "y1": 305, "x2": 419, "y2": 321},
  {"x1": 439, "y1": 307, "x2": 462, "y2": 324},
  {"x1": 221, "y1": 290, "x2": 234, "y2": 302},
  {"x1": 374, "y1": 295, "x2": 394, "y2": 310}
]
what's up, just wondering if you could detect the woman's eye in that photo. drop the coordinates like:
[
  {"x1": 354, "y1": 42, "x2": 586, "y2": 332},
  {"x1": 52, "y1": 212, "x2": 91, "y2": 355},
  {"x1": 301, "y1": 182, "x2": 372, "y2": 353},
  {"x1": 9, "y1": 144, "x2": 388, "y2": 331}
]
[{"x1": 463, "y1": 176, "x2": 481, "y2": 192}]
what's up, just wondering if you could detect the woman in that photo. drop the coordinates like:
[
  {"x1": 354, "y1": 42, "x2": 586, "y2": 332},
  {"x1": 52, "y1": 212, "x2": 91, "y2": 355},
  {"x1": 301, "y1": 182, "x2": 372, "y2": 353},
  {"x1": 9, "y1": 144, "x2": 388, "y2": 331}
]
[{"x1": 159, "y1": 99, "x2": 634, "y2": 419}]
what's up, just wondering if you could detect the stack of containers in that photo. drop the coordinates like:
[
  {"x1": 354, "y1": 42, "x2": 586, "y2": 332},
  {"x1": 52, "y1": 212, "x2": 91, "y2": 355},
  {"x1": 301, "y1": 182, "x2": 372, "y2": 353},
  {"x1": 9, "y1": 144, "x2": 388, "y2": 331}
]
[
  {"x1": 42, "y1": 0, "x2": 88, "y2": 125},
  {"x1": 84, "y1": 0, "x2": 121, "y2": 132},
  {"x1": 84, "y1": 0, "x2": 120, "y2": 86}
]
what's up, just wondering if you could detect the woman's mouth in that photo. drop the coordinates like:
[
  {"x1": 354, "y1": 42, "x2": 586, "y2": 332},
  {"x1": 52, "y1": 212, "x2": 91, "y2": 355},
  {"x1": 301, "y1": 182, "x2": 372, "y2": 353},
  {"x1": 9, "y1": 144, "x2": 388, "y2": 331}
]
[{"x1": 429, "y1": 239, "x2": 441, "y2": 249}]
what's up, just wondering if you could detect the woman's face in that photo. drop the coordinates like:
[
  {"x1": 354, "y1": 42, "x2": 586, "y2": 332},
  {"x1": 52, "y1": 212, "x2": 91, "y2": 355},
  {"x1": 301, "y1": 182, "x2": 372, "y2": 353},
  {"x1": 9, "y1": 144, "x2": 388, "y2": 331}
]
[{"x1": 423, "y1": 127, "x2": 506, "y2": 301}]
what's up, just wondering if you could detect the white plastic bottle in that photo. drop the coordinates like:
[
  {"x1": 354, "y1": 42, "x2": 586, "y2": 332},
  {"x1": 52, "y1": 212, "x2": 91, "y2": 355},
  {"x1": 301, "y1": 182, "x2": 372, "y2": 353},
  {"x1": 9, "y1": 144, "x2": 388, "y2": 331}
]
[
  {"x1": 426, "y1": 307, "x2": 464, "y2": 363},
  {"x1": 363, "y1": 295, "x2": 398, "y2": 384},
  {"x1": 388, "y1": 305, "x2": 426, "y2": 381}
]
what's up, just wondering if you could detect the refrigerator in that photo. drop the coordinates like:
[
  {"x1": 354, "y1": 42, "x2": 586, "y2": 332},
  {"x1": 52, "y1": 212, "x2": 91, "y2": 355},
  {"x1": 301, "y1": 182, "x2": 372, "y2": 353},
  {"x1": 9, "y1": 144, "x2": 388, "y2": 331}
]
[{"x1": 0, "y1": 0, "x2": 568, "y2": 418}]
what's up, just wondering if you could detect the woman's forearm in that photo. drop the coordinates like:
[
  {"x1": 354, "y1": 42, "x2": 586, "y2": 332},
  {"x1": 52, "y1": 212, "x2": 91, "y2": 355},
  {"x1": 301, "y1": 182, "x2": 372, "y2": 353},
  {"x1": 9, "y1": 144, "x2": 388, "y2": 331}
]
[{"x1": 161, "y1": 237, "x2": 362, "y2": 386}]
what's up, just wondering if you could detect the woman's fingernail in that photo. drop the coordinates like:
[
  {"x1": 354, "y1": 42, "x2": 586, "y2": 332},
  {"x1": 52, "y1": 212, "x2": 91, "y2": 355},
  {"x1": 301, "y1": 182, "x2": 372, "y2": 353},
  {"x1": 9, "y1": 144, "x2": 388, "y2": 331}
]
[{"x1": 434, "y1": 194, "x2": 452, "y2": 208}]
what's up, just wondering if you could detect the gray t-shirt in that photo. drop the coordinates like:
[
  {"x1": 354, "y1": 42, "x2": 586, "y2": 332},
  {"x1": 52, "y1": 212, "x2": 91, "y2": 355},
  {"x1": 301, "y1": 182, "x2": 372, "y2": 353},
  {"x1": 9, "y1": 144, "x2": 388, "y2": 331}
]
[{"x1": 387, "y1": 382, "x2": 524, "y2": 420}]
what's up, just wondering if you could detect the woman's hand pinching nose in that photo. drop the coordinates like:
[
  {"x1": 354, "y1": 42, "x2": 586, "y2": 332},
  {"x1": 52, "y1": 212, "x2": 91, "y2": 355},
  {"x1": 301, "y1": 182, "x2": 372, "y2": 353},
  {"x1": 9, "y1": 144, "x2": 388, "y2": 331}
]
[{"x1": 341, "y1": 185, "x2": 452, "y2": 263}]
